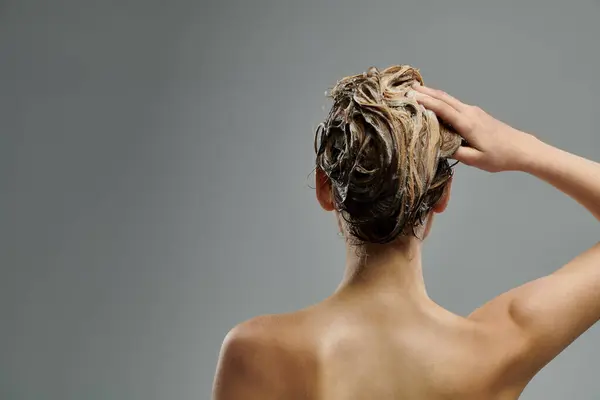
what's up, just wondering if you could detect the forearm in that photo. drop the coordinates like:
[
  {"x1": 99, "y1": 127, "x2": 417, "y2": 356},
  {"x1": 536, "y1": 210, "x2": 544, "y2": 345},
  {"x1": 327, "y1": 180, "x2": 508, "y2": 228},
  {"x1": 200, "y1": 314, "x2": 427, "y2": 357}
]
[{"x1": 521, "y1": 135, "x2": 600, "y2": 221}]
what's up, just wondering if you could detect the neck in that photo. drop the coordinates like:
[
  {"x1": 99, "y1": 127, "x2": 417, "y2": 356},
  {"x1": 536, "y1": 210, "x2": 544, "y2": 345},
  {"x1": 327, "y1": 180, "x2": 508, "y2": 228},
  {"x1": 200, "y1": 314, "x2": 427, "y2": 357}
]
[{"x1": 335, "y1": 236, "x2": 430, "y2": 303}]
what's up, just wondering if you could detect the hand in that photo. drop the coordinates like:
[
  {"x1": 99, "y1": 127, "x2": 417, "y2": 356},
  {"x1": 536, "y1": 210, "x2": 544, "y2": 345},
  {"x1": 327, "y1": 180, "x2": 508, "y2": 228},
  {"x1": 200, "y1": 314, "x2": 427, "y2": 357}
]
[{"x1": 410, "y1": 83, "x2": 538, "y2": 173}]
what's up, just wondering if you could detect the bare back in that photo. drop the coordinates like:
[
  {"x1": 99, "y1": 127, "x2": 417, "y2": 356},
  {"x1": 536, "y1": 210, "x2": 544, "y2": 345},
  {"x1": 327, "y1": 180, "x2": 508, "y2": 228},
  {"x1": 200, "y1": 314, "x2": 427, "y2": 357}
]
[{"x1": 237, "y1": 296, "x2": 527, "y2": 400}]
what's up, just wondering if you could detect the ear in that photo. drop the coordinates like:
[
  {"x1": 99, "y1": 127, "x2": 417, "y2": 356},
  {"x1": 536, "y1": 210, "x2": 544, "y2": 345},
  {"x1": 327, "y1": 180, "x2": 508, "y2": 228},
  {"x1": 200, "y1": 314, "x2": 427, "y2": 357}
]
[
  {"x1": 431, "y1": 177, "x2": 452, "y2": 214},
  {"x1": 315, "y1": 168, "x2": 335, "y2": 211}
]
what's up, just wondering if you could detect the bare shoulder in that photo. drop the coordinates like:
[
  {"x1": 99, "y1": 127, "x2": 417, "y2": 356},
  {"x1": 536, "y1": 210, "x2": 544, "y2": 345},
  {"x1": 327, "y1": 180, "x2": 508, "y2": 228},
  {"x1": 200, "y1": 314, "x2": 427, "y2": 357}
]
[{"x1": 212, "y1": 312, "x2": 319, "y2": 400}]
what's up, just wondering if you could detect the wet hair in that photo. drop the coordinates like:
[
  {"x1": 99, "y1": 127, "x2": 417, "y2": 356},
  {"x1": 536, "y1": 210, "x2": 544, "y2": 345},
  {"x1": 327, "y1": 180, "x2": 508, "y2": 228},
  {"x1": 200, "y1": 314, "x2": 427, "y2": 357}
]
[{"x1": 314, "y1": 65, "x2": 461, "y2": 244}]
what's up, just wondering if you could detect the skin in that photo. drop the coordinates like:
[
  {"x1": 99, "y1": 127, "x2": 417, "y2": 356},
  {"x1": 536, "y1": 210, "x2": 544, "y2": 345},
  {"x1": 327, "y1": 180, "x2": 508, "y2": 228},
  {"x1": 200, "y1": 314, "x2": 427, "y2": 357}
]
[{"x1": 212, "y1": 83, "x2": 600, "y2": 399}]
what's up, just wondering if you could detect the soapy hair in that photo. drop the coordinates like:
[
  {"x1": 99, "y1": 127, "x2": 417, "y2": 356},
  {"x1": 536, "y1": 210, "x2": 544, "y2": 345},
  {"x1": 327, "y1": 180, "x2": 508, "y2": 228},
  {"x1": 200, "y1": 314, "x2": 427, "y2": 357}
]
[{"x1": 314, "y1": 65, "x2": 461, "y2": 244}]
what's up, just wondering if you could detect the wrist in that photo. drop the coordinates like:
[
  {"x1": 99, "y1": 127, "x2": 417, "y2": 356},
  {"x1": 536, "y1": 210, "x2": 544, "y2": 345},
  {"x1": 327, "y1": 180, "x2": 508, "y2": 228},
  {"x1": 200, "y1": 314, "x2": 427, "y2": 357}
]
[{"x1": 515, "y1": 132, "x2": 551, "y2": 174}]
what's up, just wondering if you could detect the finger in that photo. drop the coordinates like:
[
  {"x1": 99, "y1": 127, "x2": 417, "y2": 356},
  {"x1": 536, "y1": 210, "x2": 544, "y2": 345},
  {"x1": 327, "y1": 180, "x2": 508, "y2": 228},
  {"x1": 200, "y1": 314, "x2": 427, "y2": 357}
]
[
  {"x1": 410, "y1": 92, "x2": 469, "y2": 133},
  {"x1": 412, "y1": 83, "x2": 468, "y2": 111},
  {"x1": 451, "y1": 146, "x2": 481, "y2": 166}
]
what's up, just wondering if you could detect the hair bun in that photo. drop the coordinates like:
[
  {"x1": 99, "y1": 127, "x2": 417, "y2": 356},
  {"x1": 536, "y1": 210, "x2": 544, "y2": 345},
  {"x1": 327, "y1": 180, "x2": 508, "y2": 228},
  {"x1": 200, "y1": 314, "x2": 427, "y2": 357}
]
[{"x1": 315, "y1": 65, "x2": 460, "y2": 244}]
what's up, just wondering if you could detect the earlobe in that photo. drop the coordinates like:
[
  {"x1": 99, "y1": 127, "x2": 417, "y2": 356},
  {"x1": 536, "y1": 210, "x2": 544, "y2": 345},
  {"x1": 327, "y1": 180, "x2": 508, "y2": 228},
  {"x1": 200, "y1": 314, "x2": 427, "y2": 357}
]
[{"x1": 316, "y1": 168, "x2": 335, "y2": 211}]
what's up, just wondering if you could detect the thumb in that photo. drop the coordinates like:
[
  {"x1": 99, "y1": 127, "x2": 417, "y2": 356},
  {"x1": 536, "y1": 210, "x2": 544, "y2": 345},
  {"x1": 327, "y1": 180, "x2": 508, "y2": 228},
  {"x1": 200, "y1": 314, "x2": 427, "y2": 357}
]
[{"x1": 451, "y1": 146, "x2": 481, "y2": 166}]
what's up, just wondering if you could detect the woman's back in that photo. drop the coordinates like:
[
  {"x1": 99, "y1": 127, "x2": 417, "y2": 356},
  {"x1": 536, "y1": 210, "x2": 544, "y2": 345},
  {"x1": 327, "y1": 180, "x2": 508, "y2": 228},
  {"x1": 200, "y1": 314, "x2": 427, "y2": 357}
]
[
  {"x1": 216, "y1": 287, "x2": 529, "y2": 400},
  {"x1": 302, "y1": 296, "x2": 522, "y2": 399}
]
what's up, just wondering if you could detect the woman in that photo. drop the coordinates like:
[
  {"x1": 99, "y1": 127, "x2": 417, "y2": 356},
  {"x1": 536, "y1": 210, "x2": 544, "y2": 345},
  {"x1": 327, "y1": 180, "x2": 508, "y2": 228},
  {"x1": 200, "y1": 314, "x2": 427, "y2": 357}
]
[{"x1": 212, "y1": 65, "x2": 600, "y2": 399}]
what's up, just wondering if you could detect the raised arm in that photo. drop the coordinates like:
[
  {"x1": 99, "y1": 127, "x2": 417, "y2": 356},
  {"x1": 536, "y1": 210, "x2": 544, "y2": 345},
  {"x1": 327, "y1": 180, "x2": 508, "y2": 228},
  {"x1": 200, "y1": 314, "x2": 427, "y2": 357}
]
[{"x1": 411, "y1": 83, "x2": 600, "y2": 385}]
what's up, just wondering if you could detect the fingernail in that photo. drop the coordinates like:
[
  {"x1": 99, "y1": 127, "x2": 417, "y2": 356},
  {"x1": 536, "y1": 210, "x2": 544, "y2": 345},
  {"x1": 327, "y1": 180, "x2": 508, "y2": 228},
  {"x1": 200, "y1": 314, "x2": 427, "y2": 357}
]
[
  {"x1": 407, "y1": 90, "x2": 417, "y2": 99},
  {"x1": 412, "y1": 81, "x2": 421, "y2": 88}
]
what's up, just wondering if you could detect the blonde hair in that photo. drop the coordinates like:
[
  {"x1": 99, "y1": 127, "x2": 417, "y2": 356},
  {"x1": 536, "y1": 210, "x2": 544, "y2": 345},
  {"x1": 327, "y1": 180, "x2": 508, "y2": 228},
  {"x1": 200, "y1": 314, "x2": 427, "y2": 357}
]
[{"x1": 314, "y1": 65, "x2": 461, "y2": 244}]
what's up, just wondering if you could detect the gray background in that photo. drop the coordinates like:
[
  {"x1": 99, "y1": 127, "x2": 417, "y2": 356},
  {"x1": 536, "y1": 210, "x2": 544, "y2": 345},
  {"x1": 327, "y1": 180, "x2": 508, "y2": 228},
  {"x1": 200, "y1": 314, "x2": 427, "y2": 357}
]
[{"x1": 3, "y1": 0, "x2": 600, "y2": 399}]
